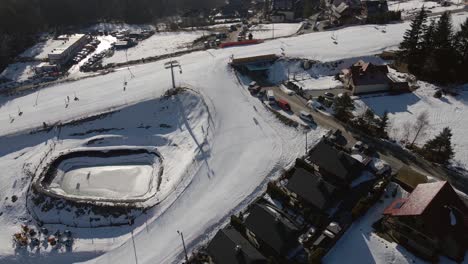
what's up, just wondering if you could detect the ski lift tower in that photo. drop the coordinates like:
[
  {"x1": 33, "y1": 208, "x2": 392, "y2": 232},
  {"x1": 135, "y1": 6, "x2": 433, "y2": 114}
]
[{"x1": 164, "y1": 60, "x2": 182, "y2": 89}]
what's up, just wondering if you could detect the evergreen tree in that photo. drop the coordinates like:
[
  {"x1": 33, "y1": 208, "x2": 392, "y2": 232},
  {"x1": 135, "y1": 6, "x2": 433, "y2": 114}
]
[
  {"x1": 454, "y1": 18, "x2": 468, "y2": 82},
  {"x1": 333, "y1": 93, "x2": 355, "y2": 121},
  {"x1": 398, "y1": 8, "x2": 427, "y2": 69},
  {"x1": 420, "y1": 19, "x2": 437, "y2": 78},
  {"x1": 377, "y1": 110, "x2": 389, "y2": 137},
  {"x1": 422, "y1": 127, "x2": 454, "y2": 164},
  {"x1": 432, "y1": 12, "x2": 455, "y2": 83},
  {"x1": 363, "y1": 108, "x2": 375, "y2": 125}
]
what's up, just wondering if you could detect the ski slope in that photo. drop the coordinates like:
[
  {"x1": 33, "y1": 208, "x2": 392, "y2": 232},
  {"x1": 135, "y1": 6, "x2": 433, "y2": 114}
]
[{"x1": 1, "y1": 13, "x2": 468, "y2": 264}]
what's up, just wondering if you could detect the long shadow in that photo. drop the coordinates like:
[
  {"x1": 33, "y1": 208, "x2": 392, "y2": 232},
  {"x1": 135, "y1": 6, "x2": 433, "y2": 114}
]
[{"x1": 175, "y1": 95, "x2": 213, "y2": 178}]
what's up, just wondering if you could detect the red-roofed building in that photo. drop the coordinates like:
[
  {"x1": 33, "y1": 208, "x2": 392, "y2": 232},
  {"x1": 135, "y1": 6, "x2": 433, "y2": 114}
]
[{"x1": 382, "y1": 181, "x2": 467, "y2": 262}]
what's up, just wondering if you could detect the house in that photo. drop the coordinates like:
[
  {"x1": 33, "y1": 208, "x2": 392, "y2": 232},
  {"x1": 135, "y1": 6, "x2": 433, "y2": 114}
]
[
  {"x1": 244, "y1": 203, "x2": 301, "y2": 259},
  {"x1": 330, "y1": 0, "x2": 363, "y2": 25},
  {"x1": 269, "y1": 0, "x2": 305, "y2": 22},
  {"x1": 341, "y1": 60, "x2": 409, "y2": 95},
  {"x1": 307, "y1": 140, "x2": 363, "y2": 186},
  {"x1": 207, "y1": 227, "x2": 268, "y2": 264},
  {"x1": 286, "y1": 167, "x2": 338, "y2": 211},
  {"x1": 231, "y1": 54, "x2": 278, "y2": 76},
  {"x1": 382, "y1": 181, "x2": 468, "y2": 262}
]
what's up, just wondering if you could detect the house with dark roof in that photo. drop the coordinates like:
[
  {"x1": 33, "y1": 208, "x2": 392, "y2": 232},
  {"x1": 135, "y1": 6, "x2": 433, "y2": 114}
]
[
  {"x1": 244, "y1": 203, "x2": 301, "y2": 260},
  {"x1": 330, "y1": 0, "x2": 363, "y2": 24},
  {"x1": 286, "y1": 167, "x2": 338, "y2": 211},
  {"x1": 382, "y1": 181, "x2": 468, "y2": 262},
  {"x1": 269, "y1": 0, "x2": 306, "y2": 22},
  {"x1": 361, "y1": 0, "x2": 389, "y2": 17},
  {"x1": 306, "y1": 140, "x2": 363, "y2": 186},
  {"x1": 207, "y1": 227, "x2": 268, "y2": 264},
  {"x1": 341, "y1": 60, "x2": 409, "y2": 95}
]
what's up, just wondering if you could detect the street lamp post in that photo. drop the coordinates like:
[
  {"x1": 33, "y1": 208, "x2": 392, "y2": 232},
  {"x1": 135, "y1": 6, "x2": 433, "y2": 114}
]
[{"x1": 177, "y1": 230, "x2": 189, "y2": 263}]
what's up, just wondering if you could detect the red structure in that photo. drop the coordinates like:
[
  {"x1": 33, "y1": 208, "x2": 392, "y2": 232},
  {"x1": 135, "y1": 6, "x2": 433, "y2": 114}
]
[{"x1": 220, "y1": 39, "x2": 263, "y2": 48}]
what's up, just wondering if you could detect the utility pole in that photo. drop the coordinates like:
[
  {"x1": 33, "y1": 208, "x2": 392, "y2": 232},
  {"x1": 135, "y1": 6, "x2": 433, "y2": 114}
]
[
  {"x1": 164, "y1": 60, "x2": 182, "y2": 89},
  {"x1": 177, "y1": 230, "x2": 189, "y2": 263}
]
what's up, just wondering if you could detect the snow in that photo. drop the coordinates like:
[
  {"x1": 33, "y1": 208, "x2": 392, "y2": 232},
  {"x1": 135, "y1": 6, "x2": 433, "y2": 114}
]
[
  {"x1": 0, "y1": 62, "x2": 39, "y2": 82},
  {"x1": 358, "y1": 81, "x2": 468, "y2": 170},
  {"x1": 388, "y1": 0, "x2": 466, "y2": 18},
  {"x1": 295, "y1": 76, "x2": 343, "y2": 90},
  {"x1": 1, "y1": 13, "x2": 468, "y2": 263},
  {"x1": 249, "y1": 23, "x2": 303, "y2": 39},
  {"x1": 102, "y1": 31, "x2": 207, "y2": 65}
]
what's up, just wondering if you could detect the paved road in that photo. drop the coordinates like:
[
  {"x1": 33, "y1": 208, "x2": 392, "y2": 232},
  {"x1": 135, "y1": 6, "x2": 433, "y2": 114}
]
[{"x1": 266, "y1": 85, "x2": 468, "y2": 202}]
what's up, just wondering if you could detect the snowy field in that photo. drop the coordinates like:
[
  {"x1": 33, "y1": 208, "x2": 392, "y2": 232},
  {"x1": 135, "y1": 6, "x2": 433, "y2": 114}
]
[
  {"x1": 102, "y1": 31, "x2": 207, "y2": 65},
  {"x1": 0, "y1": 13, "x2": 468, "y2": 264},
  {"x1": 249, "y1": 23, "x2": 303, "y2": 39},
  {"x1": 357, "y1": 81, "x2": 468, "y2": 169},
  {"x1": 388, "y1": 0, "x2": 466, "y2": 18},
  {"x1": 0, "y1": 62, "x2": 40, "y2": 83}
]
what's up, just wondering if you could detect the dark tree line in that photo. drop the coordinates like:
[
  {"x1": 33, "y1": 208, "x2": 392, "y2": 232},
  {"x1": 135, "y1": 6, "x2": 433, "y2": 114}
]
[
  {"x1": 398, "y1": 9, "x2": 468, "y2": 84},
  {"x1": 0, "y1": 0, "x2": 223, "y2": 72}
]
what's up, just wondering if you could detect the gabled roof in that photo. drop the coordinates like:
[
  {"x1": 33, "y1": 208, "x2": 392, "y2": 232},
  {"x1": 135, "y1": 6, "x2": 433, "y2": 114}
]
[
  {"x1": 384, "y1": 181, "x2": 450, "y2": 216},
  {"x1": 286, "y1": 168, "x2": 337, "y2": 210},
  {"x1": 244, "y1": 203, "x2": 300, "y2": 255},
  {"x1": 308, "y1": 140, "x2": 362, "y2": 183},
  {"x1": 207, "y1": 227, "x2": 267, "y2": 264}
]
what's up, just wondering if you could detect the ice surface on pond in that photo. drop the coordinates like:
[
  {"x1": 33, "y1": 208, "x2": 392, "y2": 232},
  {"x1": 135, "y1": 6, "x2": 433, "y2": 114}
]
[{"x1": 49, "y1": 154, "x2": 159, "y2": 200}]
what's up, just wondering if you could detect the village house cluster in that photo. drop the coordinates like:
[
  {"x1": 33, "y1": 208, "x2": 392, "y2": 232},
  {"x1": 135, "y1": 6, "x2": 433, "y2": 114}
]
[{"x1": 190, "y1": 132, "x2": 467, "y2": 263}]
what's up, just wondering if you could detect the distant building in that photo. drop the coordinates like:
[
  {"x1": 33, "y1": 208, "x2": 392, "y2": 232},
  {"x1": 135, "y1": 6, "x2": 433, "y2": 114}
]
[
  {"x1": 306, "y1": 140, "x2": 363, "y2": 186},
  {"x1": 341, "y1": 60, "x2": 409, "y2": 95},
  {"x1": 361, "y1": 0, "x2": 389, "y2": 17},
  {"x1": 269, "y1": 0, "x2": 305, "y2": 22},
  {"x1": 383, "y1": 181, "x2": 468, "y2": 262},
  {"x1": 244, "y1": 203, "x2": 300, "y2": 259},
  {"x1": 230, "y1": 54, "x2": 278, "y2": 76},
  {"x1": 286, "y1": 167, "x2": 338, "y2": 211},
  {"x1": 48, "y1": 34, "x2": 89, "y2": 66},
  {"x1": 207, "y1": 227, "x2": 268, "y2": 264},
  {"x1": 330, "y1": 0, "x2": 363, "y2": 25}
]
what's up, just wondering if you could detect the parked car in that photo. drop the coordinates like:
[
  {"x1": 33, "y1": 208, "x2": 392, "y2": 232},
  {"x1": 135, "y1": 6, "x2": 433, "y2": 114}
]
[
  {"x1": 248, "y1": 85, "x2": 261, "y2": 95},
  {"x1": 299, "y1": 111, "x2": 314, "y2": 123},
  {"x1": 324, "y1": 92, "x2": 335, "y2": 99},
  {"x1": 352, "y1": 141, "x2": 364, "y2": 152},
  {"x1": 298, "y1": 226, "x2": 316, "y2": 246},
  {"x1": 277, "y1": 99, "x2": 291, "y2": 111}
]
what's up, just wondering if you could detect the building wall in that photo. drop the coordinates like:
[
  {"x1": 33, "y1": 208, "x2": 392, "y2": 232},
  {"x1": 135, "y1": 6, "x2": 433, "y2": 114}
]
[{"x1": 352, "y1": 83, "x2": 389, "y2": 94}]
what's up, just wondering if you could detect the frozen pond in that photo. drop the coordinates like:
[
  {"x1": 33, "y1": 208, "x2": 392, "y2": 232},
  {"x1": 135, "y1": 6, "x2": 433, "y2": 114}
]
[{"x1": 44, "y1": 150, "x2": 162, "y2": 202}]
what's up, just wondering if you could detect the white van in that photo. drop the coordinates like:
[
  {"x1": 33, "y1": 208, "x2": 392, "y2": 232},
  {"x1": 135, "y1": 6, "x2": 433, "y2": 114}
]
[{"x1": 267, "y1": 90, "x2": 275, "y2": 104}]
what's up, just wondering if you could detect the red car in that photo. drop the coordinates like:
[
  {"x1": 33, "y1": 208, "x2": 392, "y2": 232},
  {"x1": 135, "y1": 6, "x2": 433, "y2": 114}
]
[{"x1": 277, "y1": 99, "x2": 291, "y2": 111}]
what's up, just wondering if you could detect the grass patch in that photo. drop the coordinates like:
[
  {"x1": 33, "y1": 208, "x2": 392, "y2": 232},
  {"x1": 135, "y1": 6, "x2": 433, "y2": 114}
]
[{"x1": 395, "y1": 165, "x2": 428, "y2": 191}]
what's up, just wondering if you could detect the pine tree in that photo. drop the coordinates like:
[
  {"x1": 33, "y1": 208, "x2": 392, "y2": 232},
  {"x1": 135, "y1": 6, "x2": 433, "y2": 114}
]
[
  {"x1": 454, "y1": 18, "x2": 468, "y2": 82},
  {"x1": 333, "y1": 93, "x2": 355, "y2": 121},
  {"x1": 432, "y1": 12, "x2": 455, "y2": 83},
  {"x1": 363, "y1": 108, "x2": 375, "y2": 125},
  {"x1": 377, "y1": 110, "x2": 389, "y2": 137},
  {"x1": 422, "y1": 127, "x2": 454, "y2": 164},
  {"x1": 399, "y1": 8, "x2": 427, "y2": 68}
]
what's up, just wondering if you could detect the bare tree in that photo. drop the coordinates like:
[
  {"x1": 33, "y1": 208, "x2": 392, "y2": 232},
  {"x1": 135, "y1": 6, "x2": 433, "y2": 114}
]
[
  {"x1": 410, "y1": 111, "x2": 430, "y2": 147},
  {"x1": 401, "y1": 121, "x2": 412, "y2": 143}
]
